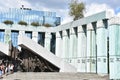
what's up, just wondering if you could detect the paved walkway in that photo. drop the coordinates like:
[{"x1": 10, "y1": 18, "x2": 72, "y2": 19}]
[{"x1": 1, "y1": 72, "x2": 109, "y2": 80}]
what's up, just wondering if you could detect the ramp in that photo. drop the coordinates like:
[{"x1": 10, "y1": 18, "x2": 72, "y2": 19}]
[
  {"x1": 18, "y1": 35, "x2": 76, "y2": 72},
  {"x1": 0, "y1": 42, "x2": 9, "y2": 56}
]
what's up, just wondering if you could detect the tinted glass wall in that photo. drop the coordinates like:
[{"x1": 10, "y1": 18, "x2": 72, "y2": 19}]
[
  {"x1": 0, "y1": 30, "x2": 4, "y2": 42},
  {"x1": 11, "y1": 31, "x2": 19, "y2": 47},
  {"x1": 0, "y1": 8, "x2": 60, "y2": 26},
  {"x1": 38, "y1": 32, "x2": 45, "y2": 47},
  {"x1": 25, "y1": 31, "x2": 32, "y2": 39},
  {"x1": 50, "y1": 33, "x2": 56, "y2": 54}
]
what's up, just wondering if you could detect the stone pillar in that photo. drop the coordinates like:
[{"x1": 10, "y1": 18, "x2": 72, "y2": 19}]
[
  {"x1": 97, "y1": 20, "x2": 108, "y2": 74},
  {"x1": 19, "y1": 31, "x2": 25, "y2": 36},
  {"x1": 109, "y1": 17, "x2": 120, "y2": 79},
  {"x1": 77, "y1": 25, "x2": 87, "y2": 72},
  {"x1": 4, "y1": 29, "x2": 11, "y2": 44},
  {"x1": 55, "y1": 31, "x2": 63, "y2": 58},
  {"x1": 18, "y1": 31, "x2": 25, "y2": 51},
  {"x1": 44, "y1": 32, "x2": 51, "y2": 51},
  {"x1": 87, "y1": 23, "x2": 96, "y2": 73},
  {"x1": 32, "y1": 31, "x2": 38, "y2": 43},
  {"x1": 69, "y1": 27, "x2": 78, "y2": 67},
  {"x1": 62, "y1": 30, "x2": 70, "y2": 62}
]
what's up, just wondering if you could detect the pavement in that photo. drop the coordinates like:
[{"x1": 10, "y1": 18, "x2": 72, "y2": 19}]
[{"x1": 1, "y1": 72, "x2": 109, "y2": 80}]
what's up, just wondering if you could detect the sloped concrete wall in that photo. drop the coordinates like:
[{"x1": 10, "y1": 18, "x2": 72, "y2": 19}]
[
  {"x1": 18, "y1": 35, "x2": 77, "y2": 72},
  {"x1": 0, "y1": 42, "x2": 9, "y2": 56}
]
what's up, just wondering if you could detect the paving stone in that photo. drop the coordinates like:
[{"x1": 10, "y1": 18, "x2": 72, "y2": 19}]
[{"x1": 2, "y1": 72, "x2": 109, "y2": 80}]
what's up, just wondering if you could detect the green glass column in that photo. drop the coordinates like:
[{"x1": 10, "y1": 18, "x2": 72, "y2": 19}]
[
  {"x1": 62, "y1": 30, "x2": 70, "y2": 61},
  {"x1": 77, "y1": 25, "x2": 87, "y2": 72},
  {"x1": 18, "y1": 31, "x2": 25, "y2": 50},
  {"x1": 44, "y1": 32, "x2": 51, "y2": 51},
  {"x1": 97, "y1": 20, "x2": 108, "y2": 74},
  {"x1": 109, "y1": 24, "x2": 120, "y2": 79},
  {"x1": 87, "y1": 23, "x2": 96, "y2": 73},
  {"x1": 69, "y1": 28, "x2": 78, "y2": 67},
  {"x1": 4, "y1": 29, "x2": 11, "y2": 44},
  {"x1": 55, "y1": 31, "x2": 63, "y2": 58},
  {"x1": 32, "y1": 31, "x2": 38, "y2": 43}
]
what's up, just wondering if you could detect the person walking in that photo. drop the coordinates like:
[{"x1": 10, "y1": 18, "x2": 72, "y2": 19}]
[
  {"x1": 0, "y1": 65, "x2": 3, "y2": 79},
  {"x1": 10, "y1": 64, "x2": 14, "y2": 74}
]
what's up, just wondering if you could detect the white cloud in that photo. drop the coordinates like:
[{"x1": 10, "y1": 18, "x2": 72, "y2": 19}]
[
  {"x1": 117, "y1": 12, "x2": 120, "y2": 17},
  {"x1": 85, "y1": 3, "x2": 114, "y2": 17},
  {"x1": 0, "y1": 0, "x2": 32, "y2": 9},
  {"x1": 61, "y1": 14, "x2": 73, "y2": 25},
  {"x1": 56, "y1": 9, "x2": 73, "y2": 25}
]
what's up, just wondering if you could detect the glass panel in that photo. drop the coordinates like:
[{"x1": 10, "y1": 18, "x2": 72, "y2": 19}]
[
  {"x1": 0, "y1": 30, "x2": 4, "y2": 42},
  {"x1": 0, "y1": 8, "x2": 60, "y2": 26},
  {"x1": 11, "y1": 31, "x2": 19, "y2": 47},
  {"x1": 25, "y1": 31, "x2": 32, "y2": 39},
  {"x1": 38, "y1": 32, "x2": 45, "y2": 47},
  {"x1": 50, "y1": 33, "x2": 56, "y2": 54}
]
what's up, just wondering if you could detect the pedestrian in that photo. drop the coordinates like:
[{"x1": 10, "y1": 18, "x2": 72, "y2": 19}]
[
  {"x1": 0, "y1": 64, "x2": 3, "y2": 79},
  {"x1": 10, "y1": 64, "x2": 14, "y2": 74},
  {"x1": 6, "y1": 63, "x2": 11, "y2": 76}
]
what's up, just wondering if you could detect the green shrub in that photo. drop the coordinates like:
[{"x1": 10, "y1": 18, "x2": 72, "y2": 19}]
[
  {"x1": 31, "y1": 22, "x2": 40, "y2": 27},
  {"x1": 43, "y1": 23, "x2": 52, "y2": 27},
  {"x1": 18, "y1": 21, "x2": 28, "y2": 26},
  {"x1": 3, "y1": 20, "x2": 14, "y2": 25}
]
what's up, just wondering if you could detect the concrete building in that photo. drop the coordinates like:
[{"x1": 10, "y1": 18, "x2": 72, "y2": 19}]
[{"x1": 0, "y1": 10, "x2": 120, "y2": 79}]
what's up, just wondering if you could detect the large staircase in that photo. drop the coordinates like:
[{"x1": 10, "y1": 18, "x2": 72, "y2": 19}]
[{"x1": 2, "y1": 72, "x2": 109, "y2": 80}]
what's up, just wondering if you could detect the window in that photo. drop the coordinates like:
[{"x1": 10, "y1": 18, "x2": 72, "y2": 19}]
[
  {"x1": 50, "y1": 33, "x2": 56, "y2": 54},
  {"x1": 11, "y1": 31, "x2": 19, "y2": 47},
  {"x1": 0, "y1": 30, "x2": 4, "y2": 42},
  {"x1": 38, "y1": 32, "x2": 45, "y2": 47},
  {"x1": 25, "y1": 31, "x2": 32, "y2": 39}
]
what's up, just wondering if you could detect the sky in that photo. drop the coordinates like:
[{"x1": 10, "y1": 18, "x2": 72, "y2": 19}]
[{"x1": 0, "y1": 0, "x2": 120, "y2": 24}]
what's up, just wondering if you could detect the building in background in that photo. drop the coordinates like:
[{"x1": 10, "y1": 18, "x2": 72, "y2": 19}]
[{"x1": 0, "y1": 8, "x2": 61, "y2": 26}]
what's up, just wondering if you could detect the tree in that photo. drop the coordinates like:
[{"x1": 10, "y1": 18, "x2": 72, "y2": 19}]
[
  {"x1": 18, "y1": 21, "x2": 28, "y2": 26},
  {"x1": 3, "y1": 20, "x2": 14, "y2": 25},
  {"x1": 69, "y1": 0, "x2": 85, "y2": 20}
]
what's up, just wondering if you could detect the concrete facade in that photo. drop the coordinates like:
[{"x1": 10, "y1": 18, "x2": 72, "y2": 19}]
[{"x1": 0, "y1": 10, "x2": 120, "y2": 79}]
